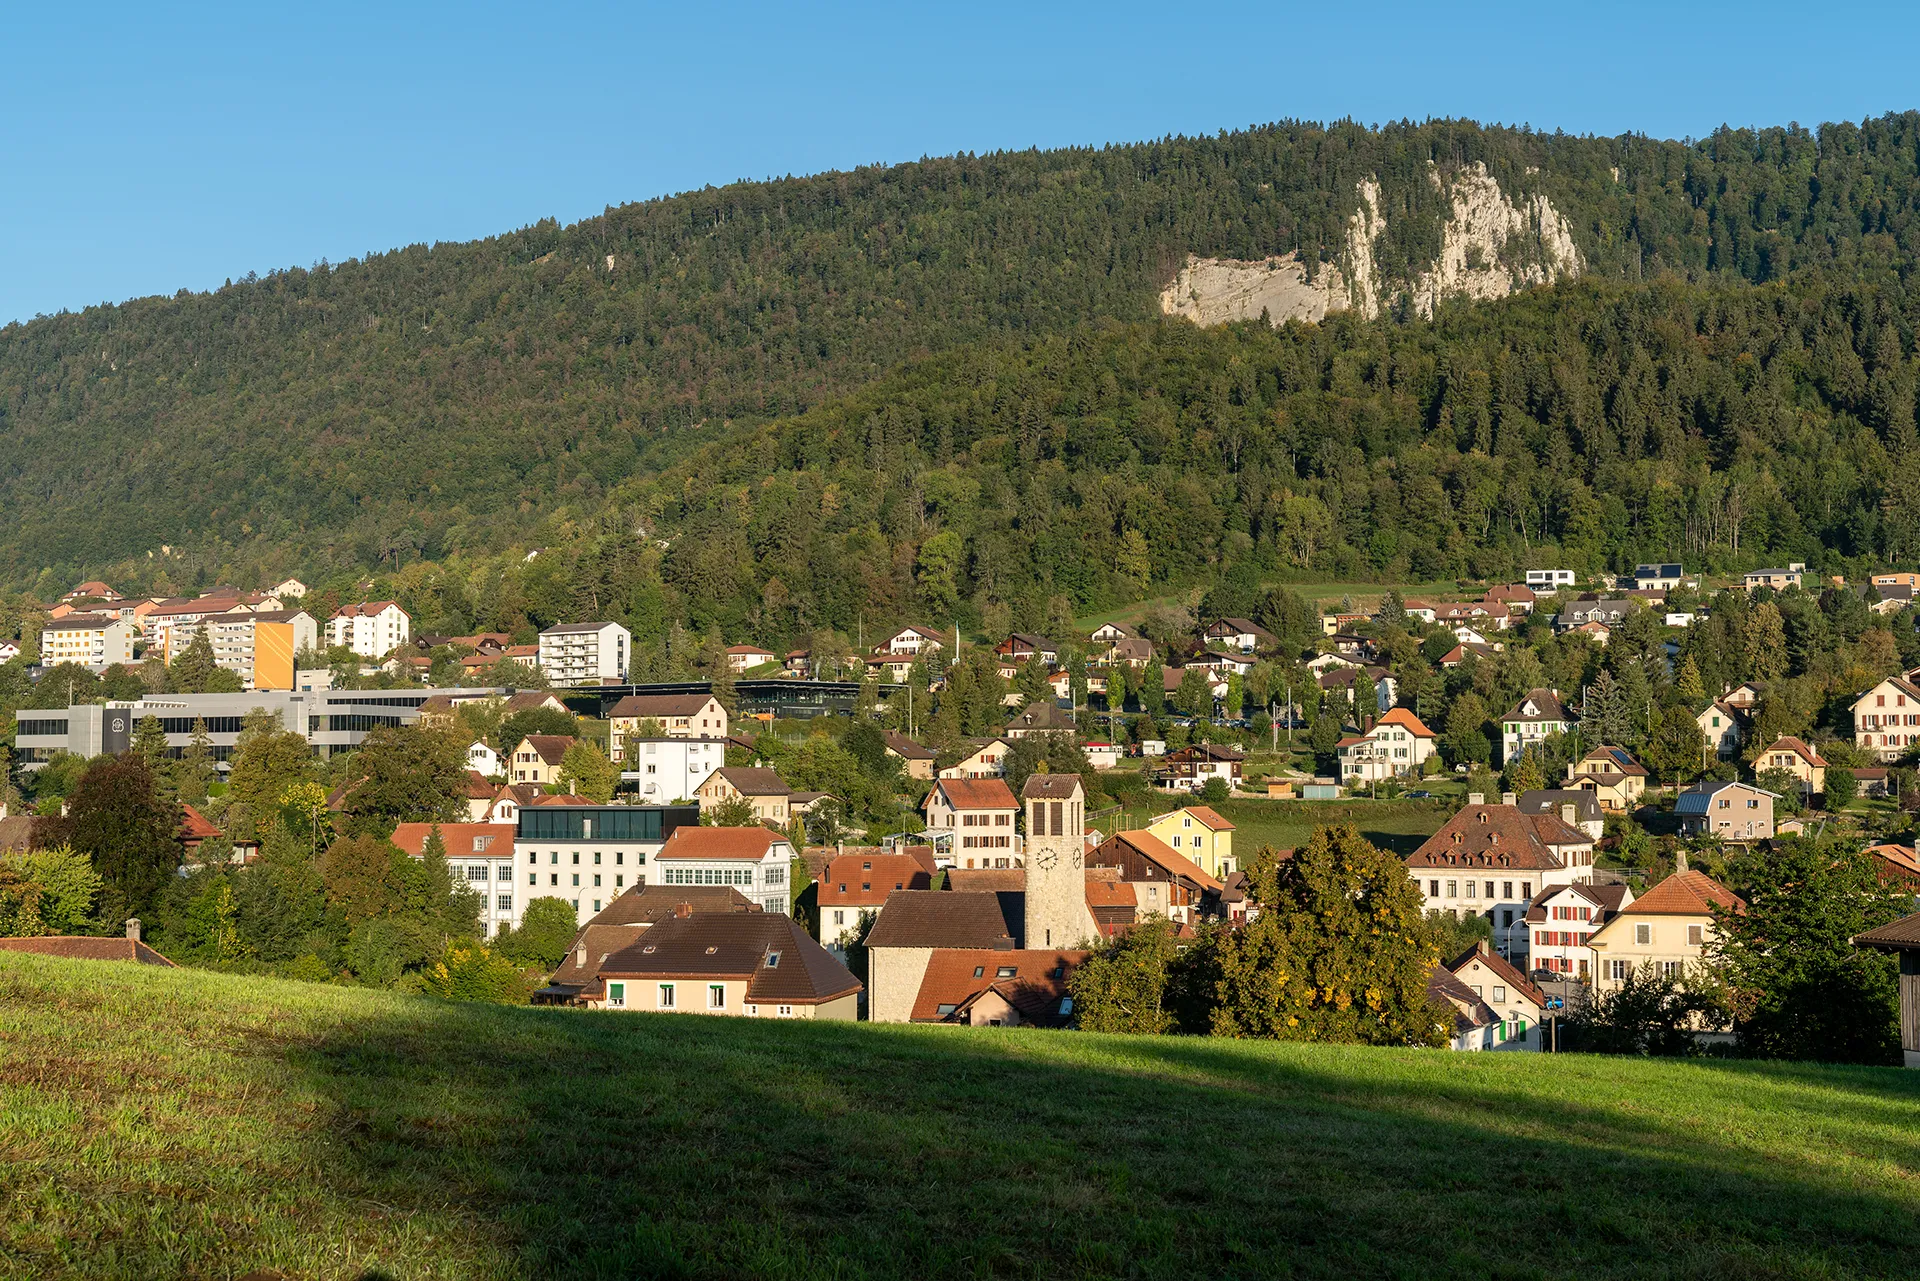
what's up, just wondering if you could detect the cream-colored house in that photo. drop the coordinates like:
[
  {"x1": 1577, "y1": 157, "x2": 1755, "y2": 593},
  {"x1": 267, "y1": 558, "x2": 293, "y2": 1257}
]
[
  {"x1": 1144, "y1": 806, "x2": 1236, "y2": 881},
  {"x1": 37, "y1": 613, "x2": 134, "y2": 671},
  {"x1": 1756, "y1": 736, "x2": 1827, "y2": 801},
  {"x1": 1852, "y1": 675, "x2": 1920, "y2": 762},
  {"x1": 1675, "y1": 780, "x2": 1777, "y2": 841},
  {"x1": 938, "y1": 737, "x2": 1011, "y2": 779},
  {"x1": 1696, "y1": 700, "x2": 1744, "y2": 760},
  {"x1": 1334, "y1": 707, "x2": 1439, "y2": 783},
  {"x1": 589, "y1": 913, "x2": 858, "y2": 1019},
  {"x1": 511, "y1": 734, "x2": 574, "y2": 786},
  {"x1": 1567, "y1": 746, "x2": 1648, "y2": 810},
  {"x1": 694, "y1": 766, "x2": 791, "y2": 824},
  {"x1": 1587, "y1": 867, "x2": 1742, "y2": 994},
  {"x1": 606, "y1": 693, "x2": 729, "y2": 753}
]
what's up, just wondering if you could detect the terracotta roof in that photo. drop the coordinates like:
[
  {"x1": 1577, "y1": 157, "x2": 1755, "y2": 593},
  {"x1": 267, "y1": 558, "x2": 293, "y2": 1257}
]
[
  {"x1": 1446, "y1": 942, "x2": 1548, "y2": 1009},
  {"x1": 1525, "y1": 811, "x2": 1594, "y2": 847},
  {"x1": 1167, "y1": 805, "x2": 1234, "y2": 832},
  {"x1": 528, "y1": 793, "x2": 597, "y2": 806},
  {"x1": 657, "y1": 826, "x2": 783, "y2": 861},
  {"x1": 1856, "y1": 911, "x2": 1920, "y2": 950},
  {"x1": 178, "y1": 803, "x2": 222, "y2": 842},
  {"x1": 607, "y1": 693, "x2": 721, "y2": 719},
  {"x1": 598, "y1": 914, "x2": 859, "y2": 1005},
  {"x1": 1864, "y1": 844, "x2": 1920, "y2": 883},
  {"x1": 1504, "y1": 688, "x2": 1572, "y2": 723},
  {"x1": 1626, "y1": 870, "x2": 1744, "y2": 916},
  {"x1": 546, "y1": 923, "x2": 650, "y2": 989},
  {"x1": 943, "y1": 869, "x2": 1027, "y2": 893},
  {"x1": 818, "y1": 854, "x2": 934, "y2": 907},
  {"x1": 519, "y1": 734, "x2": 576, "y2": 765},
  {"x1": 1374, "y1": 707, "x2": 1437, "y2": 737},
  {"x1": 864, "y1": 890, "x2": 1022, "y2": 949},
  {"x1": 1021, "y1": 773, "x2": 1082, "y2": 800},
  {"x1": 391, "y1": 822, "x2": 515, "y2": 857},
  {"x1": 707, "y1": 767, "x2": 787, "y2": 797},
  {"x1": 586, "y1": 884, "x2": 760, "y2": 927},
  {"x1": 1762, "y1": 736, "x2": 1828, "y2": 768},
  {"x1": 725, "y1": 644, "x2": 774, "y2": 656},
  {"x1": 1083, "y1": 875, "x2": 1137, "y2": 909},
  {"x1": 934, "y1": 778, "x2": 1019, "y2": 811},
  {"x1": 464, "y1": 770, "x2": 499, "y2": 799},
  {"x1": 909, "y1": 949, "x2": 1086, "y2": 1024},
  {"x1": 0, "y1": 936, "x2": 176, "y2": 966},
  {"x1": 331, "y1": 600, "x2": 404, "y2": 618},
  {"x1": 1406, "y1": 805, "x2": 1570, "y2": 872}
]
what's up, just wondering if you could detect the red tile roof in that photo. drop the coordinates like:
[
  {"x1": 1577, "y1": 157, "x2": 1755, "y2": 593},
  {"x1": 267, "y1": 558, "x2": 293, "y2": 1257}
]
[
  {"x1": 0, "y1": 936, "x2": 176, "y2": 966},
  {"x1": 1626, "y1": 869, "x2": 1743, "y2": 916},
  {"x1": 1446, "y1": 942, "x2": 1547, "y2": 1009},
  {"x1": 391, "y1": 822, "x2": 515, "y2": 857},
  {"x1": 1174, "y1": 805, "x2": 1235, "y2": 832},
  {"x1": 934, "y1": 778, "x2": 1019, "y2": 811},
  {"x1": 819, "y1": 854, "x2": 934, "y2": 908},
  {"x1": 909, "y1": 948, "x2": 1087, "y2": 1024},
  {"x1": 657, "y1": 826, "x2": 783, "y2": 861},
  {"x1": 1375, "y1": 707, "x2": 1437, "y2": 737},
  {"x1": 1407, "y1": 804, "x2": 1572, "y2": 872}
]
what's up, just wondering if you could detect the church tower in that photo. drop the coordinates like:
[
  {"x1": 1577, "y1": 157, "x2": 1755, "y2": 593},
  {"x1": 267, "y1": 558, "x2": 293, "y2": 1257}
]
[{"x1": 1022, "y1": 774, "x2": 1096, "y2": 950}]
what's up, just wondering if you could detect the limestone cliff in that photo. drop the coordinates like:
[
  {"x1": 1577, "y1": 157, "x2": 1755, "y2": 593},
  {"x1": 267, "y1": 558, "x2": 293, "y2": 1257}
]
[{"x1": 1160, "y1": 163, "x2": 1583, "y2": 327}]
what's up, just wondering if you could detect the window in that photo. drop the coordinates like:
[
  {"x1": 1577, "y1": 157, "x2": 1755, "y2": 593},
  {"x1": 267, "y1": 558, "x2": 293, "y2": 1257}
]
[
  {"x1": 1502, "y1": 881, "x2": 1513, "y2": 900},
  {"x1": 1446, "y1": 880, "x2": 1458, "y2": 898},
  {"x1": 1609, "y1": 959, "x2": 1631, "y2": 980},
  {"x1": 550, "y1": 874, "x2": 559, "y2": 886},
  {"x1": 1465, "y1": 881, "x2": 1478, "y2": 900},
  {"x1": 528, "y1": 873, "x2": 537, "y2": 886},
  {"x1": 593, "y1": 874, "x2": 601, "y2": 887},
  {"x1": 777, "y1": 1005, "x2": 793, "y2": 1017},
  {"x1": 833, "y1": 910, "x2": 845, "y2": 926},
  {"x1": 593, "y1": 899, "x2": 601, "y2": 912},
  {"x1": 1520, "y1": 882, "x2": 1531, "y2": 899},
  {"x1": 708, "y1": 984, "x2": 726, "y2": 1010},
  {"x1": 765, "y1": 952, "x2": 781, "y2": 968},
  {"x1": 571, "y1": 874, "x2": 580, "y2": 887},
  {"x1": 1687, "y1": 925, "x2": 1704, "y2": 946},
  {"x1": 608, "y1": 982, "x2": 626, "y2": 1009},
  {"x1": 972, "y1": 965, "x2": 985, "y2": 978},
  {"x1": 1635, "y1": 923, "x2": 1652, "y2": 945},
  {"x1": 1484, "y1": 881, "x2": 1494, "y2": 899},
  {"x1": 497, "y1": 894, "x2": 512, "y2": 910},
  {"x1": 658, "y1": 984, "x2": 675, "y2": 1009},
  {"x1": 1492, "y1": 985, "x2": 1506, "y2": 1003},
  {"x1": 996, "y1": 966, "x2": 1017, "y2": 978}
]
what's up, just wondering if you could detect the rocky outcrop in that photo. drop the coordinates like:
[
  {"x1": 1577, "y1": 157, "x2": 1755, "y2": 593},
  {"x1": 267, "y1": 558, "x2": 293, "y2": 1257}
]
[{"x1": 1161, "y1": 163, "x2": 1583, "y2": 328}]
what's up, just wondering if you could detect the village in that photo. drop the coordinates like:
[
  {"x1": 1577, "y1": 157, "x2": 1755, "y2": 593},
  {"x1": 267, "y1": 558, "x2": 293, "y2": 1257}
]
[{"x1": 5, "y1": 560, "x2": 1920, "y2": 1063}]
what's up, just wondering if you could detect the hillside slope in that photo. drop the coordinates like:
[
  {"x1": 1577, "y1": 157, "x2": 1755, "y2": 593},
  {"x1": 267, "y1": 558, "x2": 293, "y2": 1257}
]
[
  {"x1": 3, "y1": 953, "x2": 1918, "y2": 1280},
  {"x1": 6, "y1": 114, "x2": 1920, "y2": 584}
]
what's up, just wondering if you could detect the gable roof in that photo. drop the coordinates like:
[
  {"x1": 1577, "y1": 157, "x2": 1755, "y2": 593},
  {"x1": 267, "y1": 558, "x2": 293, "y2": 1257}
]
[
  {"x1": 1374, "y1": 707, "x2": 1437, "y2": 738},
  {"x1": 1515, "y1": 789, "x2": 1603, "y2": 828},
  {"x1": 607, "y1": 693, "x2": 721, "y2": 719},
  {"x1": 546, "y1": 922, "x2": 651, "y2": 992},
  {"x1": 1761, "y1": 736, "x2": 1828, "y2": 768},
  {"x1": 1446, "y1": 942, "x2": 1547, "y2": 1008},
  {"x1": 910, "y1": 949, "x2": 1086, "y2": 1024},
  {"x1": 1674, "y1": 780, "x2": 1780, "y2": 815},
  {"x1": 331, "y1": 600, "x2": 404, "y2": 619},
  {"x1": 883, "y1": 731, "x2": 937, "y2": 761},
  {"x1": 863, "y1": 890, "x2": 1022, "y2": 950},
  {"x1": 934, "y1": 777, "x2": 1019, "y2": 811},
  {"x1": 0, "y1": 935, "x2": 176, "y2": 966},
  {"x1": 1406, "y1": 804, "x2": 1571, "y2": 872},
  {"x1": 597, "y1": 914, "x2": 859, "y2": 1005},
  {"x1": 390, "y1": 822, "x2": 515, "y2": 857},
  {"x1": 1578, "y1": 746, "x2": 1648, "y2": 777},
  {"x1": 1625, "y1": 869, "x2": 1743, "y2": 916},
  {"x1": 1154, "y1": 805, "x2": 1234, "y2": 832},
  {"x1": 1005, "y1": 700, "x2": 1073, "y2": 733},
  {"x1": 1426, "y1": 965, "x2": 1497, "y2": 1035},
  {"x1": 1504, "y1": 688, "x2": 1572, "y2": 723},
  {"x1": 1021, "y1": 773, "x2": 1082, "y2": 800},
  {"x1": 1101, "y1": 830, "x2": 1224, "y2": 893},
  {"x1": 1209, "y1": 617, "x2": 1276, "y2": 639},
  {"x1": 519, "y1": 734, "x2": 576, "y2": 764},
  {"x1": 710, "y1": 767, "x2": 789, "y2": 797},
  {"x1": 656, "y1": 826, "x2": 782, "y2": 861},
  {"x1": 1856, "y1": 911, "x2": 1920, "y2": 951}
]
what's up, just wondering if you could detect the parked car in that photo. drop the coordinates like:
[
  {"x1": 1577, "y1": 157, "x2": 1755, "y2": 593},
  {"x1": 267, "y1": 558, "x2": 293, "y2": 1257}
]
[{"x1": 1405, "y1": 789, "x2": 1432, "y2": 799}]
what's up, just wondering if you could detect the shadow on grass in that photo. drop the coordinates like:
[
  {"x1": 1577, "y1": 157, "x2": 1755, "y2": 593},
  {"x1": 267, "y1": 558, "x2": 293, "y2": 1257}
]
[{"x1": 276, "y1": 1002, "x2": 1920, "y2": 1281}]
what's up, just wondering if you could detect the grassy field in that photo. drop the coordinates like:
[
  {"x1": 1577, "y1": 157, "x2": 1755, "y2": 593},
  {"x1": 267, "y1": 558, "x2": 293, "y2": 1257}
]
[{"x1": 7, "y1": 957, "x2": 1920, "y2": 1279}]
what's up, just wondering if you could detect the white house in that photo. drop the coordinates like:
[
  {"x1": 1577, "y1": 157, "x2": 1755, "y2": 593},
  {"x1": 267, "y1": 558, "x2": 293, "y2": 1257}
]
[
  {"x1": 923, "y1": 776, "x2": 1021, "y2": 868},
  {"x1": 1405, "y1": 799, "x2": 1594, "y2": 960},
  {"x1": 724, "y1": 644, "x2": 775, "y2": 673},
  {"x1": 1525, "y1": 569, "x2": 1577, "y2": 590},
  {"x1": 393, "y1": 822, "x2": 520, "y2": 937},
  {"x1": 327, "y1": 601, "x2": 411, "y2": 659},
  {"x1": 467, "y1": 741, "x2": 503, "y2": 776},
  {"x1": 938, "y1": 738, "x2": 1012, "y2": 779},
  {"x1": 652, "y1": 825, "x2": 793, "y2": 916},
  {"x1": 1334, "y1": 708, "x2": 1439, "y2": 783},
  {"x1": 875, "y1": 625, "x2": 945, "y2": 656},
  {"x1": 1697, "y1": 699, "x2": 1744, "y2": 760},
  {"x1": 538, "y1": 621, "x2": 631, "y2": 686},
  {"x1": 1500, "y1": 688, "x2": 1575, "y2": 765},
  {"x1": 1852, "y1": 675, "x2": 1920, "y2": 761},
  {"x1": 0, "y1": 640, "x2": 19, "y2": 662},
  {"x1": 1524, "y1": 882, "x2": 1634, "y2": 980},
  {"x1": 1438, "y1": 942, "x2": 1546, "y2": 1050},
  {"x1": 618, "y1": 736, "x2": 728, "y2": 801},
  {"x1": 270, "y1": 578, "x2": 309, "y2": 599}
]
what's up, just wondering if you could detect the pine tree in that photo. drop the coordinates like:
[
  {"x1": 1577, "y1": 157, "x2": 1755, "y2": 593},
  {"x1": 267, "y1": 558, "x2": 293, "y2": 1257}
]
[
  {"x1": 1745, "y1": 602, "x2": 1788, "y2": 682},
  {"x1": 167, "y1": 629, "x2": 220, "y2": 693},
  {"x1": 1675, "y1": 655, "x2": 1706, "y2": 704},
  {"x1": 178, "y1": 718, "x2": 215, "y2": 805}
]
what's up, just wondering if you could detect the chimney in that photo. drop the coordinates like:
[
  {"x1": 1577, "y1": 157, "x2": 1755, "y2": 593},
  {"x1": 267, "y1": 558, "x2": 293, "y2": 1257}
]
[
  {"x1": 575, "y1": 944, "x2": 586, "y2": 967},
  {"x1": 1467, "y1": 792, "x2": 1485, "y2": 806},
  {"x1": 125, "y1": 918, "x2": 142, "y2": 942},
  {"x1": 1675, "y1": 848, "x2": 1690, "y2": 874},
  {"x1": 1560, "y1": 803, "x2": 1577, "y2": 827},
  {"x1": 1476, "y1": 939, "x2": 1491, "y2": 955},
  {"x1": 1501, "y1": 792, "x2": 1516, "y2": 807},
  {"x1": 675, "y1": 902, "x2": 693, "y2": 918}
]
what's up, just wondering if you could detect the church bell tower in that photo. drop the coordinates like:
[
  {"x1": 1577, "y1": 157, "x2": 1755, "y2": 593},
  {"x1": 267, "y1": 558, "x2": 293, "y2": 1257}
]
[{"x1": 1022, "y1": 774, "x2": 1095, "y2": 950}]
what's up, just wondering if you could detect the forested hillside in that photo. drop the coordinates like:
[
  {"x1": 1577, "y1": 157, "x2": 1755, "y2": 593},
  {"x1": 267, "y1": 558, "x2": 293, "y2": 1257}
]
[{"x1": 7, "y1": 114, "x2": 1920, "y2": 597}]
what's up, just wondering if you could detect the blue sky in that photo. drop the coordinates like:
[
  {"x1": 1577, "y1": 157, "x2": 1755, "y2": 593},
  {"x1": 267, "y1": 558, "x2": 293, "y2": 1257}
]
[{"x1": 4, "y1": 1, "x2": 1918, "y2": 324}]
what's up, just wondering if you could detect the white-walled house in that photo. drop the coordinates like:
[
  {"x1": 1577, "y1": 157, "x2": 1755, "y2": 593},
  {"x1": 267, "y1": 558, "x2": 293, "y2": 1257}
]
[
  {"x1": 652, "y1": 825, "x2": 794, "y2": 916},
  {"x1": 538, "y1": 621, "x2": 630, "y2": 686},
  {"x1": 1334, "y1": 707, "x2": 1439, "y2": 783},
  {"x1": 1524, "y1": 881, "x2": 1634, "y2": 980},
  {"x1": 467, "y1": 741, "x2": 503, "y2": 776},
  {"x1": 618, "y1": 736, "x2": 728, "y2": 801},
  {"x1": 1697, "y1": 700, "x2": 1744, "y2": 760},
  {"x1": 1405, "y1": 800, "x2": 1594, "y2": 961},
  {"x1": 1852, "y1": 675, "x2": 1920, "y2": 761},
  {"x1": 1500, "y1": 688, "x2": 1575, "y2": 765},
  {"x1": 327, "y1": 601, "x2": 411, "y2": 659}
]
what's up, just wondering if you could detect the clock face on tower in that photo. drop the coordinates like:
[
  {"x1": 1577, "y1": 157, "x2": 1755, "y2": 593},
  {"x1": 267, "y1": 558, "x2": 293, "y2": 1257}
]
[{"x1": 1035, "y1": 849, "x2": 1058, "y2": 870}]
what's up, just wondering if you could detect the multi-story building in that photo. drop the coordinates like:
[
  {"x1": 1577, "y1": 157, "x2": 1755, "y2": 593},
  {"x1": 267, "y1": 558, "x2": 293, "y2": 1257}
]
[
  {"x1": 1566, "y1": 745, "x2": 1649, "y2": 810},
  {"x1": 1335, "y1": 707, "x2": 1439, "y2": 783},
  {"x1": 1405, "y1": 798, "x2": 1594, "y2": 960},
  {"x1": 1587, "y1": 866, "x2": 1742, "y2": 994},
  {"x1": 37, "y1": 613, "x2": 134, "y2": 671},
  {"x1": 1755, "y1": 736, "x2": 1828, "y2": 801},
  {"x1": 537, "y1": 621, "x2": 630, "y2": 686},
  {"x1": 1524, "y1": 569, "x2": 1577, "y2": 590},
  {"x1": 327, "y1": 601, "x2": 411, "y2": 659},
  {"x1": 1500, "y1": 688, "x2": 1575, "y2": 765},
  {"x1": 1852, "y1": 674, "x2": 1920, "y2": 760},
  {"x1": 582, "y1": 913, "x2": 859, "y2": 1019},
  {"x1": 693, "y1": 766, "x2": 791, "y2": 824},
  {"x1": 651, "y1": 825, "x2": 794, "y2": 917},
  {"x1": 510, "y1": 734, "x2": 575, "y2": 786},
  {"x1": 1675, "y1": 780, "x2": 1777, "y2": 841},
  {"x1": 1743, "y1": 563, "x2": 1806, "y2": 591},
  {"x1": 607, "y1": 693, "x2": 729, "y2": 754},
  {"x1": 1523, "y1": 882, "x2": 1634, "y2": 979},
  {"x1": 514, "y1": 803, "x2": 700, "y2": 925},
  {"x1": 874, "y1": 625, "x2": 945, "y2": 657},
  {"x1": 922, "y1": 777, "x2": 1020, "y2": 868},
  {"x1": 1143, "y1": 806, "x2": 1236, "y2": 881},
  {"x1": 13, "y1": 686, "x2": 505, "y2": 769},
  {"x1": 617, "y1": 736, "x2": 728, "y2": 802},
  {"x1": 392, "y1": 822, "x2": 520, "y2": 936},
  {"x1": 815, "y1": 851, "x2": 935, "y2": 949},
  {"x1": 203, "y1": 609, "x2": 318, "y2": 690}
]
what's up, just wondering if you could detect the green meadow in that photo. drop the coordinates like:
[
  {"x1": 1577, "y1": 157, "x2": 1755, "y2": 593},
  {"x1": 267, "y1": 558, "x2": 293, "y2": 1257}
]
[{"x1": 4, "y1": 953, "x2": 1918, "y2": 1280}]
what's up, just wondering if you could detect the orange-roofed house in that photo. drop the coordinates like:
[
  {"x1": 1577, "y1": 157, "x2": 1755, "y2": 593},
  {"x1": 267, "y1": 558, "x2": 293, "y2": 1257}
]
[
  {"x1": 922, "y1": 776, "x2": 1020, "y2": 869},
  {"x1": 1143, "y1": 805, "x2": 1237, "y2": 880},
  {"x1": 816, "y1": 852, "x2": 934, "y2": 948},
  {"x1": 391, "y1": 821, "x2": 521, "y2": 937},
  {"x1": 652, "y1": 825, "x2": 796, "y2": 916},
  {"x1": 1086, "y1": 829, "x2": 1223, "y2": 925},
  {"x1": 909, "y1": 949, "x2": 1087, "y2": 1027},
  {"x1": 1586, "y1": 866, "x2": 1743, "y2": 996},
  {"x1": 1755, "y1": 736, "x2": 1828, "y2": 802},
  {"x1": 1334, "y1": 707, "x2": 1438, "y2": 784}
]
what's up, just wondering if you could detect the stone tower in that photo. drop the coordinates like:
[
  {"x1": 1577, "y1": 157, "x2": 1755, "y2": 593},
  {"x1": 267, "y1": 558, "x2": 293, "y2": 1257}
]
[{"x1": 1021, "y1": 774, "x2": 1096, "y2": 950}]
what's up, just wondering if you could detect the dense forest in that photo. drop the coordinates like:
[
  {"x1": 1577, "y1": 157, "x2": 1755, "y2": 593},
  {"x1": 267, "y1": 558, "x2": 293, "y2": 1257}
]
[{"x1": 7, "y1": 114, "x2": 1920, "y2": 639}]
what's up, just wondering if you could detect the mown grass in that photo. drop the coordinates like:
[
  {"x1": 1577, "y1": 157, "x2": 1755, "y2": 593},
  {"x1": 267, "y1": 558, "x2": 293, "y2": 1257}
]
[{"x1": 4, "y1": 954, "x2": 1919, "y2": 1280}]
